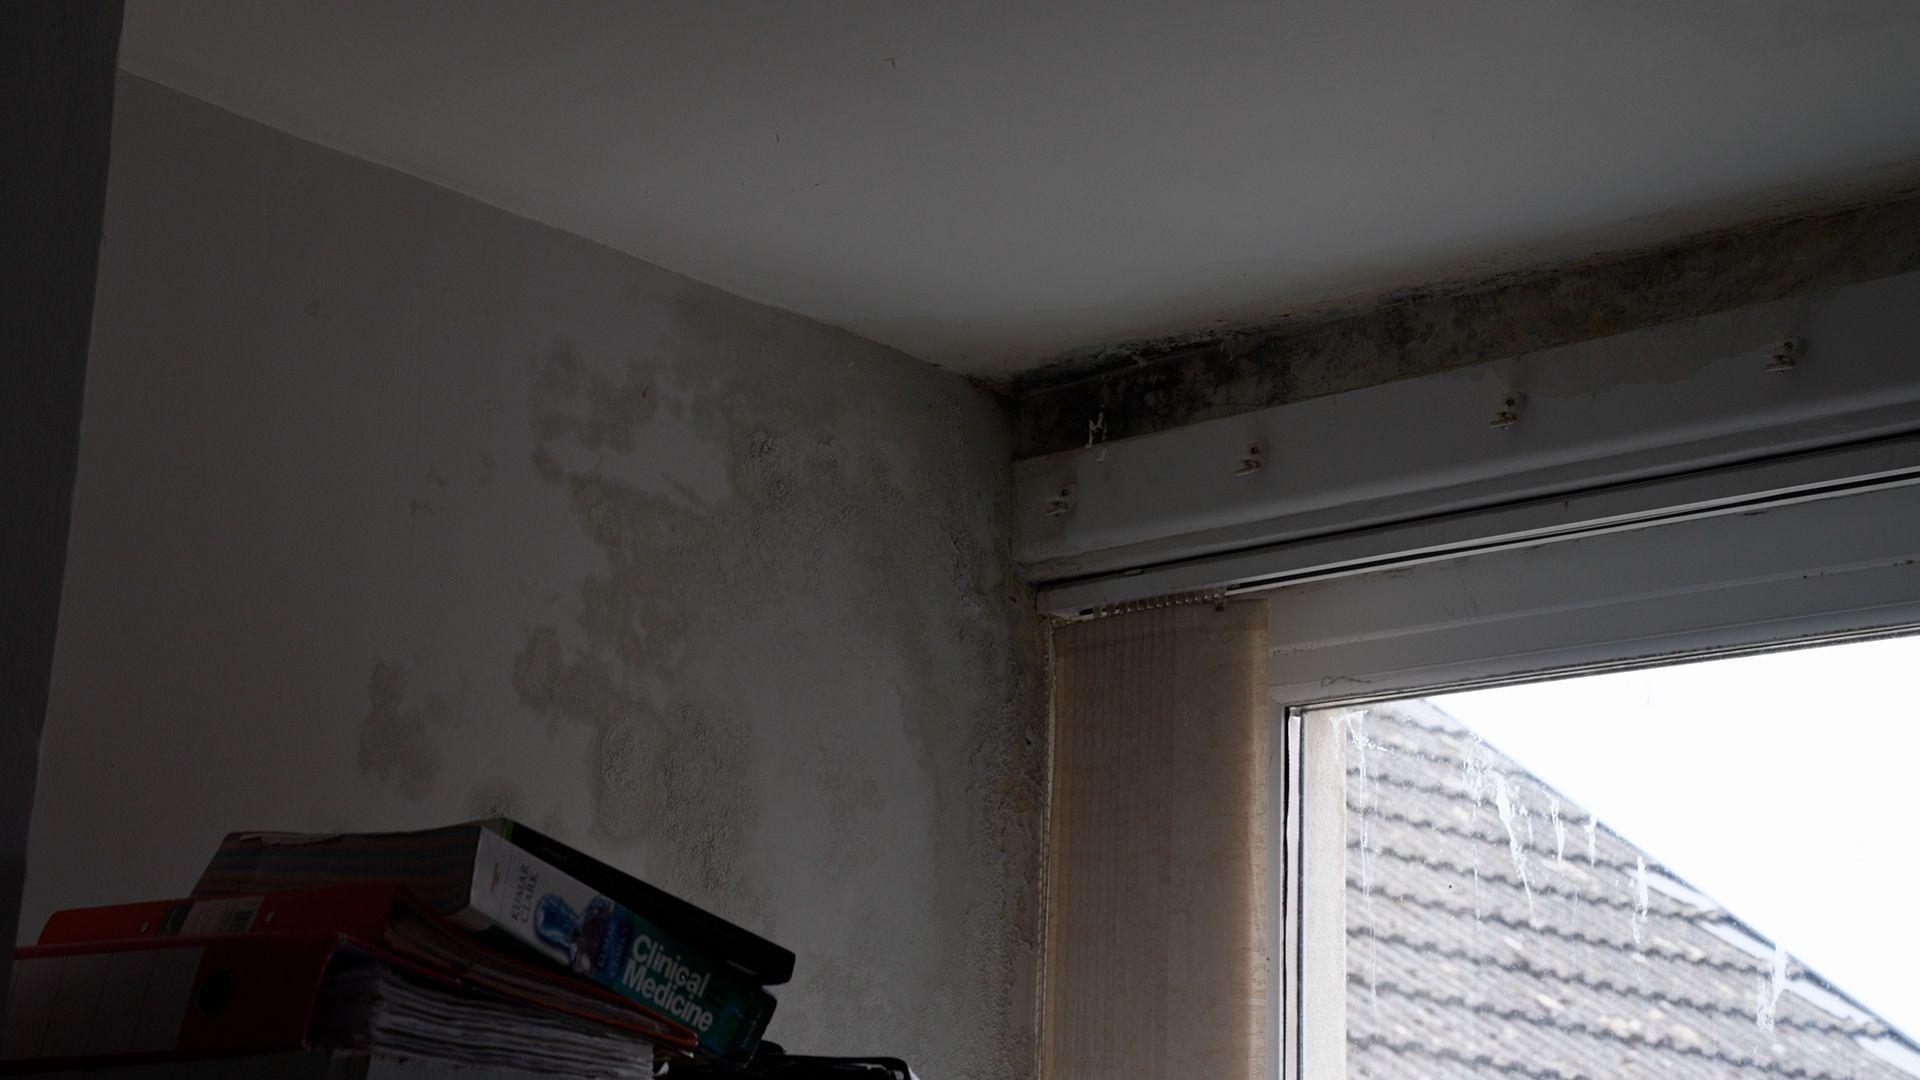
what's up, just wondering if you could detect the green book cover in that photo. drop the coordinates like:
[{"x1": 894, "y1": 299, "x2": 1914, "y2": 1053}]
[{"x1": 468, "y1": 826, "x2": 776, "y2": 1061}]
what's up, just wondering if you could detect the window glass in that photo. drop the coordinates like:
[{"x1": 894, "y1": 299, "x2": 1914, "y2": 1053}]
[{"x1": 1318, "y1": 635, "x2": 1920, "y2": 1077}]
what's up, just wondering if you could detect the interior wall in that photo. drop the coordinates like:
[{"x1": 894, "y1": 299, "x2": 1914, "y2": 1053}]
[
  {"x1": 0, "y1": 0, "x2": 124, "y2": 1021},
  {"x1": 23, "y1": 75, "x2": 1046, "y2": 1077}
]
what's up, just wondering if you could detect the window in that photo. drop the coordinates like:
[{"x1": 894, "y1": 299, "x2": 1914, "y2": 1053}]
[
  {"x1": 1306, "y1": 635, "x2": 1920, "y2": 1077},
  {"x1": 1020, "y1": 268, "x2": 1920, "y2": 1078},
  {"x1": 1262, "y1": 473, "x2": 1920, "y2": 1075},
  {"x1": 1257, "y1": 455, "x2": 1920, "y2": 1077}
]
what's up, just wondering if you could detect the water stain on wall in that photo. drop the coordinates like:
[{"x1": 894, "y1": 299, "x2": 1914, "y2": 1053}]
[
  {"x1": 355, "y1": 322, "x2": 1048, "y2": 1075},
  {"x1": 80, "y1": 79, "x2": 1047, "y2": 1076},
  {"x1": 526, "y1": 332, "x2": 1043, "y2": 1046},
  {"x1": 358, "y1": 660, "x2": 452, "y2": 803},
  {"x1": 466, "y1": 775, "x2": 527, "y2": 821},
  {"x1": 530, "y1": 345, "x2": 659, "y2": 453}
]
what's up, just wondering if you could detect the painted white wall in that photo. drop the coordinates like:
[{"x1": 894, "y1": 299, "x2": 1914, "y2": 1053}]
[
  {"x1": 1, "y1": 0, "x2": 125, "y2": 1025},
  {"x1": 23, "y1": 76, "x2": 1045, "y2": 1078}
]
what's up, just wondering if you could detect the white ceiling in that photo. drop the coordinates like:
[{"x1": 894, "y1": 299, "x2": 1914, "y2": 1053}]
[{"x1": 120, "y1": 1, "x2": 1920, "y2": 378}]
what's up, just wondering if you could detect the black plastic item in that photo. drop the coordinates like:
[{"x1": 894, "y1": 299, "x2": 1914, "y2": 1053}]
[{"x1": 660, "y1": 1042, "x2": 911, "y2": 1079}]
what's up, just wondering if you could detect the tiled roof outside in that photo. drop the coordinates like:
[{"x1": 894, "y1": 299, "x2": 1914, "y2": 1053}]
[{"x1": 1343, "y1": 700, "x2": 1920, "y2": 1079}]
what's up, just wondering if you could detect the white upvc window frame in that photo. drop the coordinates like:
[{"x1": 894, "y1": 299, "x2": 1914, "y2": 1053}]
[
  {"x1": 1018, "y1": 268, "x2": 1920, "y2": 1078},
  {"x1": 1266, "y1": 474, "x2": 1920, "y2": 1076}
]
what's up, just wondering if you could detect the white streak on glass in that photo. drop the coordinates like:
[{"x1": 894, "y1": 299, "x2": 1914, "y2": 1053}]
[
  {"x1": 1487, "y1": 771, "x2": 1536, "y2": 919},
  {"x1": 1585, "y1": 816, "x2": 1598, "y2": 865},
  {"x1": 1550, "y1": 798, "x2": 1566, "y2": 865},
  {"x1": 1631, "y1": 855, "x2": 1650, "y2": 947},
  {"x1": 1756, "y1": 942, "x2": 1789, "y2": 1031},
  {"x1": 1461, "y1": 738, "x2": 1490, "y2": 942},
  {"x1": 1346, "y1": 711, "x2": 1380, "y2": 1006}
]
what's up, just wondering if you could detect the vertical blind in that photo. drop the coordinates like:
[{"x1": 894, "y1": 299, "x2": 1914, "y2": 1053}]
[{"x1": 1042, "y1": 598, "x2": 1271, "y2": 1079}]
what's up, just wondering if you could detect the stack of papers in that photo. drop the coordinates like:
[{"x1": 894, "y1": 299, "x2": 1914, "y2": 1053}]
[{"x1": 311, "y1": 947, "x2": 654, "y2": 1079}]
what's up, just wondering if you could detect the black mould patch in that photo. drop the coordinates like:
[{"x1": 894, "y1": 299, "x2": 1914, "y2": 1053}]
[
  {"x1": 513, "y1": 333, "x2": 1050, "y2": 1069},
  {"x1": 1013, "y1": 192, "x2": 1920, "y2": 458}
]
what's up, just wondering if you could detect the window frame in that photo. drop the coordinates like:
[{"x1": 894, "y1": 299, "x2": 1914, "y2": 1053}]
[
  {"x1": 1022, "y1": 270, "x2": 1920, "y2": 618},
  {"x1": 1262, "y1": 476, "x2": 1920, "y2": 1077},
  {"x1": 1015, "y1": 268, "x2": 1920, "y2": 1076}
]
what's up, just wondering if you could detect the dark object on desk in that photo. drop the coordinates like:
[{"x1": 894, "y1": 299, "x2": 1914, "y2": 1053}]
[{"x1": 661, "y1": 1042, "x2": 912, "y2": 1079}]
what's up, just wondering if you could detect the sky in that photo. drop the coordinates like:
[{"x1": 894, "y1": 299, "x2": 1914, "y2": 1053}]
[{"x1": 1429, "y1": 635, "x2": 1920, "y2": 1040}]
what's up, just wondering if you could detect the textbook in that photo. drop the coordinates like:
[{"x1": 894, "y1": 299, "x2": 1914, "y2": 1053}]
[
  {"x1": 37, "y1": 882, "x2": 696, "y2": 1053},
  {"x1": 2, "y1": 933, "x2": 657, "y2": 1077},
  {"x1": 191, "y1": 821, "x2": 785, "y2": 1063}
]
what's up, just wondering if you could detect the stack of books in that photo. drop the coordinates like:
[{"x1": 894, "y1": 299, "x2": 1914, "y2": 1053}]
[{"x1": 1, "y1": 820, "x2": 907, "y2": 1077}]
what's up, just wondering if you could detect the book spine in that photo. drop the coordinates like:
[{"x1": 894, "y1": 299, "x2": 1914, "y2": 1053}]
[
  {"x1": 39, "y1": 889, "x2": 392, "y2": 945},
  {"x1": 505, "y1": 822, "x2": 793, "y2": 985},
  {"x1": 468, "y1": 829, "x2": 773, "y2": 1062}
]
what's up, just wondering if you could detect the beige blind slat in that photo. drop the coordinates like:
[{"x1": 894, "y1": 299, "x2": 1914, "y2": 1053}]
[{"x1": 1042, "y1": 599, "x2": 1271, "y2": 1079}]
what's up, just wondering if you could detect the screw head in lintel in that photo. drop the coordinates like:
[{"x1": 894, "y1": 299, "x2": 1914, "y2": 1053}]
[
  {"x1": 1764, "y1": 337, "x2": 1803, "y2": 374},
  {"x1": 1043, "y1": 482, "x2": 1077, "y2": 518},
  {"x1": 1490, "y1": 391, "x2": 1526, "y2": 430}
]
